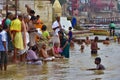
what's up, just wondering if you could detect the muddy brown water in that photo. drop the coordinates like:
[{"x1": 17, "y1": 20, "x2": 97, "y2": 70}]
[{"x1": 0, "y1": 38, "x2": 120, "y2": 80}]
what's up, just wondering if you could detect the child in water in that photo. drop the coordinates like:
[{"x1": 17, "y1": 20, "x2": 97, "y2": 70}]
[{"x1": 87, "y1": 57, "x2": 105, "y2": 70}]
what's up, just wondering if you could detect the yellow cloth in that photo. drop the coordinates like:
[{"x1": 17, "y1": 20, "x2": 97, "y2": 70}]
[
  {"x1": 10, "y1": 19, "x2": 24, "y2": 50},
  {"x1": 10, "y1": 19, "x2": 21, "y2": 32}
]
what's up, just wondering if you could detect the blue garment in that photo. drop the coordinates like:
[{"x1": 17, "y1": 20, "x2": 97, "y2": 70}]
[
  {"x1": 68, "y1": 31, "x2": 72, "y2": 42},
  {"x1": 71, "y1": 17, "x2": 77, "y2": 28},
  {"x1": 0, "y1": 31, "x2": 8, "y2": 51}
]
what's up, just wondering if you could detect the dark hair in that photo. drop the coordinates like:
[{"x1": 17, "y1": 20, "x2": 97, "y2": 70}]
[
  {"x1": 111, "y1": 21, "x2": 114, "y2": 23},
  {"x1": 6, "y1": 12, "x2": 12, "y2": 18},
  {"x1": 30, "y1": 16, "x2": 37, "y2": 21},
  {"x1": 95, "y1": 57, "x2": 101, "y2": 62},
  {"x1": 30, "y1": 10, "x2": 35, "y2": 14},
  {"x1": 94, "y1": 36, "x2": 98, "y2": 41},
  {"x1": 32, "y1": 45, "x2": 37, "y2": 51},
  {"x1": 18, "y1": 14, "x2": 23, "y2": 18},
  {"x1": 69, "y1": 27, "x2": 72, "y2": 30},
  {"x1": 36, "y1": 15, "x2": 40, "y2": 18},
  {"x1": 0, "y1": 25, "x2": 2, "y2": 32},
  {"x1": 41, "y1": 25, "x2": 47, "y2": 31},
  {"x1": 106, "y1": 37, "x2": 109, "y2": 40},
  {"x1": 2, "y1": 25, "x2": 8, "y2": 30},
  {"x1": 58, "y1": 30, "x2": 64, "y2": 38}
]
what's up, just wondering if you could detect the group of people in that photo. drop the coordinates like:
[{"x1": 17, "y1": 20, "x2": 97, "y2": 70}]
[{"x1": 0, "y1": 5, "x2": 73, "y2": 71}]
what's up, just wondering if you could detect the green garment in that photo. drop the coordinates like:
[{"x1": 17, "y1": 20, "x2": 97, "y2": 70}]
[
  {"x1": 42, "y1": 31, "x2": 50, "y2": 40},
  {"x1": 109, "y1": 23, "x2": 116, "y2": 28},
  {"x1": 5, "y1": 19, "x2": 11, "y2": 27},
  {"x1": 60, "y1": 37, "x2": 70, "y2": 58}
]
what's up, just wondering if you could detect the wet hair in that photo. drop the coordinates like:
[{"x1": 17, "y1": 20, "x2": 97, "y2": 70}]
[
  {"x1": 106, "y1": 37, "x2": 109, "y2": 40},
  {"x1": 32, "y1": 45, "x2": 37, "y2": 51},
  {"x1": 41, "y1": 25, "x2": 47, "y2": 31},
  {"x1": 69, "y1": 27, "x2": 72, "y2": 30},
  {"x1": 95, "y1": 57, "x2": 101, "y2": 63},
  {"x1": 94, "y1": 36, "x2": 98, "y2": 41}
]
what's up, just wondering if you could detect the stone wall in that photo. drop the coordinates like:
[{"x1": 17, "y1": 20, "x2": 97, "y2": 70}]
[{"x1": 19, "y1": 0, "x2": 53, "y2": 31}]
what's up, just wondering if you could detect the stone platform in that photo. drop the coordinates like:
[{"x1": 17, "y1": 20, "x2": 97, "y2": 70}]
[{"x1": 72, "y1": 30, "x2": 94, "y2": 37}]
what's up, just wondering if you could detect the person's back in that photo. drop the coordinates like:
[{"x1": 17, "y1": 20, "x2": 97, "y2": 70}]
[
  {"x1": 96, "y1": 64, "x2": 105, "y2": 70},
  {"x1": 27, "y1": 46, "x2": 42, "y2": 65},
  {"x1": 27, "y1": 50, "x2": 38, "y2": 60},
  {"x1": 109, "y1": 22, "x2": 116, "y2": 36},
  {"x1": 40, "y1": 43, "x2": 55, "y2": 61},
  {"x1": 109, "y1": 22, "x2": 116, "y2": 28},
  {"x1": 103, "y1": 37, "x2": 110, "y2": 45}
]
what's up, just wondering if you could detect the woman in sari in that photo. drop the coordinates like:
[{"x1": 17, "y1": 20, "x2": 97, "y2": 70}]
[{"x1": 58, "y1": 30, "x2": 70, "y2": 58}]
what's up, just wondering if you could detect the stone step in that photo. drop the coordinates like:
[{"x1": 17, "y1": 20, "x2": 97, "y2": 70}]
[{"x1": 74, "y1": 33, "x2": 94, "y2": 37}]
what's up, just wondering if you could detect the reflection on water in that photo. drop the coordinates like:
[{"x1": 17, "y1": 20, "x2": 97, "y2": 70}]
[{"x1": 0, "y1": 40, "x2": 120, "y2": 80}]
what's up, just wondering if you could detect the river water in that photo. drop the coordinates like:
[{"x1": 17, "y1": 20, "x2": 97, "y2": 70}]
[{"x1": 0, "y1": 37, "x2": 120, "y2": 80}]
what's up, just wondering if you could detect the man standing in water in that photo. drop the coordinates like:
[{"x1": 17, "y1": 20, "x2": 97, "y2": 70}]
[
  {"x1": 91, "y1": 36, "x2": 100, "y2": 55},
  {"x1": 109, "y1": 21, "x2": 116, "y2": 36}
]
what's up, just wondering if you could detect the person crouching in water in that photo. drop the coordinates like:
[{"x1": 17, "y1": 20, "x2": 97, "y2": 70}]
[
  {"x1": 39, "y1": 43, "x2": 55, "y2": 61},
  {"x1": 91, "y1": 36, "x2": 100, "y2": 55},
  {"x1": 53, "y1": 42, "x2": 63, "y2": 58},
  {"x1": 103, "y1": 37, "x2": 110, "y2": 45},
  {"x1": 27, "y1": 45, "x2": 42, "y2": 65}
]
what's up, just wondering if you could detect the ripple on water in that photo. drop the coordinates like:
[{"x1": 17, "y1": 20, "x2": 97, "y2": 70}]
[{"x1": 0, "y1": 38, "x2": 120, "y2": 80}]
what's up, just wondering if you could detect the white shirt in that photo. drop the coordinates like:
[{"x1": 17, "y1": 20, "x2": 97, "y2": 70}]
[
  {"x1": 0, "y1": 30, "x2": 7, "y2": 42},
  {"x1": 52, "y1": 21, "x2": 60, "y2": 36}
]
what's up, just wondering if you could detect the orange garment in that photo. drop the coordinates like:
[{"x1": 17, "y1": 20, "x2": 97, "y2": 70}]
[{"x1": 35, "y1": 19, "x2": 43, "y2": 29}]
